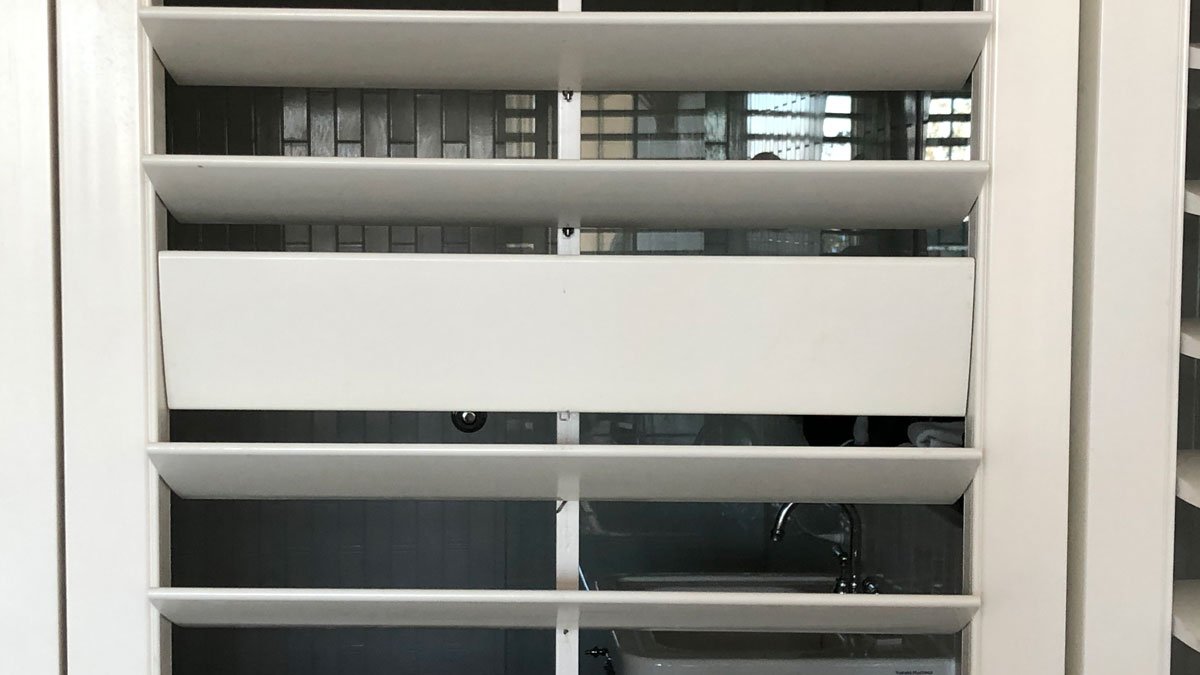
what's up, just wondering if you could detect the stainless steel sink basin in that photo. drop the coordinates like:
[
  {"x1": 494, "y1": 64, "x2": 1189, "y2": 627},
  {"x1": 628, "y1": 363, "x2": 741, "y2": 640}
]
[
  {"x1": 596, "y1": 574, "x2": 957, "y2": 675},
  {"x1": 600, "y1": 572, "x2": 840, "y2": 594}
]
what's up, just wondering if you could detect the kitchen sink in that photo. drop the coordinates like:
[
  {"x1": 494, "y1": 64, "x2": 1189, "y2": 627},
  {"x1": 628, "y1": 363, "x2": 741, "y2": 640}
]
[{"x1": 596, "y1": 574, "x2": 957, "y2": 675}]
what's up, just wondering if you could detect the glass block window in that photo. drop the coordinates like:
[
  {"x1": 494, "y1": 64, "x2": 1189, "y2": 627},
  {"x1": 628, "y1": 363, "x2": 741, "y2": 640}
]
[{"x1": 923, "y1": 93, "x2": 972, "y2": 161}]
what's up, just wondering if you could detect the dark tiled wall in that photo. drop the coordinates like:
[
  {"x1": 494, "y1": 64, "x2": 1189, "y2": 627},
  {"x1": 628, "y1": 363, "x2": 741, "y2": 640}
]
[
  {"x1": 170, "y1": 410, "x2": 555, "y2": 445},
  {"x1": 169, "y1": 409, "x2": 556, "y2": 592},
  {"x1": 161, "y1": 85, "x2": 550, "y2": 675},
  {"x1": 166, "y1": 85, "x2": 555, "y2": 160},
  {"x1": 172, "y1": 498, "x2": 554, "y2": 590},
  {"x1": 586, "y1": 0, "x2": 970, "y2": 9},
  {"x1": 169, "y1": 413, "x2": 556, "y2": 674},
  {"x1": 166, "y1": 0, "x2": 554, "y2": 8},
  {"x1": 858, "y1": 504, "x2": 963, "y2": 594},
  {"x1": 163, "y1": 84, "x2": 956, "y2": 254},
  {"x1": 165, "y1": 84, "x2": 556, "y2": 254},
  {"x1": 172, "y1": 627, "x2": 552, "y2": 675}
]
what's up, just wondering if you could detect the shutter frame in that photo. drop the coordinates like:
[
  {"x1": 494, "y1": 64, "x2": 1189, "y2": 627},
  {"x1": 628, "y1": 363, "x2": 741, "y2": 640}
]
[{"x1": 54, "y1": 1, "x2": 1081, "y2": 674}]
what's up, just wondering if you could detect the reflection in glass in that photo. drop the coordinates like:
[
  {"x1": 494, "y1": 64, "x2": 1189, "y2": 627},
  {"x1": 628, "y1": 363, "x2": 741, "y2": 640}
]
[
  {"x1": 580, "y1": 90, "x2": 973, "y2": 257},
  {"x1": 582, "y1": 90, "x2": 971, "y2": 162},
  {"x1": 923, "y1": 92, "x2": 972, "y2": 161}
]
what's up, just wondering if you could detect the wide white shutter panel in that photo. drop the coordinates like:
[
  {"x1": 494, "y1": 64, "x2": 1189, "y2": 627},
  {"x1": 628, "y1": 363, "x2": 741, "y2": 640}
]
[
  {"x1": 57, "y1": 1, "x2": 1080, "y2": 674},
  {"x1": 138, "y1": 6, "x2": 987, "y2": 668}
]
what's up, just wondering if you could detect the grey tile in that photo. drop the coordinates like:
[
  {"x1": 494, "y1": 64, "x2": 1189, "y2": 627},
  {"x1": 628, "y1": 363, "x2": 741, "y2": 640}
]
[
  {"x1": 337, "y1": 89, "x2": 362, "y2": 142},
  {"x1": 282, "y1": 88, "x2": 308, "y2": 142},
  {"x1": 309, "y1": 89, "x2": 336, "y2": 157},
  {"x1": 388, "y1": 90, "x2": 416, "y2": 144}
]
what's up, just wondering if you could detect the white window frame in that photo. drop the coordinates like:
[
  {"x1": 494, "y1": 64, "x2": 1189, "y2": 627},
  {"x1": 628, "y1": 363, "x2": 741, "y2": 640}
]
[
  {"x1": 2, "y1": 1, "x2": 62, "y2": 674},
  {"x1": 1068, "y1": 1, "x2": 1191, "y2": 674},
  {"x1": 964, "y1": 0, "x2": 1078, "y2": 672},
  {"x1": 56, "y1": 2, "x2": 1080, "y2": 674}
]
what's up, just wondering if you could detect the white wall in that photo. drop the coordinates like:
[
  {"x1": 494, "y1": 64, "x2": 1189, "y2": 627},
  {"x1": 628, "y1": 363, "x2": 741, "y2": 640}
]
[{"x1": 0, "y1": 0, "x2": 62, "y2": 673}]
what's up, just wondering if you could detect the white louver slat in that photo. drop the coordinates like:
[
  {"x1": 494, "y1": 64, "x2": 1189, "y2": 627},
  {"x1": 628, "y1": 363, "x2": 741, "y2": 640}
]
[
  {"x1": 144, "y1": 155, "x2": 988, "y2": 230},
  {"x1": 157, "y1": 252, "x2": 976, "y2": 415},
  {"x1": 1177, "y1": 581, "x2": 1200, "y2": 653},
  {"x1": 1183, "y1": 319, "x2": 1200, "y2": 359},
  {"x1": 149, "y1": 443, "x2": 982, "y2": 503},
  {"x1": 1179, "y1": 451, "x2": 1200, "y2": 509},
  {"x1": 149, "y1": 588, "x2": 981, "y2": 634},
  {"x1": 139, "y1": 8, "x2": 992, "y2": 91}
]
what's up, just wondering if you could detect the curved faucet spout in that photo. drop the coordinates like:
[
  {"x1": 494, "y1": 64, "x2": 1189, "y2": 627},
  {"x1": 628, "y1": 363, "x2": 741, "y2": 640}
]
[
  {"x1": 770, "y1": 502, "x2": 798, "y2": 542},
  {"x1": 770, "y1": 502, "x2": 862, "y2": 593}
]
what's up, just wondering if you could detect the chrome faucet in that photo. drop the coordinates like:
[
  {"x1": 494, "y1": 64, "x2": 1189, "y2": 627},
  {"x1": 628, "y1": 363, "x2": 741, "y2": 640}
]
[{"x1": 771, "y1": 503, "x2": 866, "y2": 594}]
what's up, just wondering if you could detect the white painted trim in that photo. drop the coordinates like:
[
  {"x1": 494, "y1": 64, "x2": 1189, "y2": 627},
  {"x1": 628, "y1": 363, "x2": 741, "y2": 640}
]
[
  {"x1": 140, "y1": 7, "x2": 991, "y2": 91},
  {"x1": 0, "y1": 1, "x2": 62, "y2": 673},
  {"x1": 144, "y1": 25, "x2": 171, "y2": 675},
  {"x1": 967, "y1": 0, "x2": 1079, "y2": 672},
  {"x1": 149, "y1": 588, "x2": 981, "y2": 634},
  {"x1": 143, "y1": 155, "x2": 988, "y2": 230},
  {"x1": 1067, "y1": 0, "x2": 1188, "y2": 673},
  {"x1": 58, "y1": 0, "x2": 155, "y2": 673}
]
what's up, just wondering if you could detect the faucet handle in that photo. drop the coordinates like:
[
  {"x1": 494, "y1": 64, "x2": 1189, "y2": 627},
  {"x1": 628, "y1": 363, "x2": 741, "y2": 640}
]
[
  {"x1": 833, "y1": 549, "x2": 860, "y2": 594},
  {"x1": 834, "y1": 549, "x2": 852, "y2": 574}
]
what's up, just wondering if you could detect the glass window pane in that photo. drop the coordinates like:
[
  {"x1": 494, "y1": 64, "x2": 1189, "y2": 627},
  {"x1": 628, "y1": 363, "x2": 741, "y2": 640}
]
[
  {"x1": 929, "y1": 98, "x2": 953, "y2": 115},
  {"x1": 823, "y1": 117, "x2": 852, "y2": 138},
  {"x1": 601, "y1": 94, "x2": 635, "y2": 109},
  {"x1": 822, "y1": 143, "x2": 852, "y2": 161},
  {"x1": 825, "y1": 94, "x2": 853, "y2": 114},
  {"x1": 926, "y1": 121, "x2": 951, "y2": 138},
  {"x1": 926, "y1": 146, "x2": 951, "y2": 161}
]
